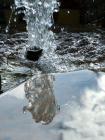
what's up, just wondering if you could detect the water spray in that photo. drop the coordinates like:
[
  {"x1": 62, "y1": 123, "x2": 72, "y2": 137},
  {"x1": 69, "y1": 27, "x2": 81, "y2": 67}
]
[{"x1": 15, "y1": 0, "x2": 60, "y2": 61}]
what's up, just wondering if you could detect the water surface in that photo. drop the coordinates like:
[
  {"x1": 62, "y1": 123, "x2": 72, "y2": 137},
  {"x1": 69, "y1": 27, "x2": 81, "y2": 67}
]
[{"x1": 1, "y1": 30, "x2": 105, "y2": 92}]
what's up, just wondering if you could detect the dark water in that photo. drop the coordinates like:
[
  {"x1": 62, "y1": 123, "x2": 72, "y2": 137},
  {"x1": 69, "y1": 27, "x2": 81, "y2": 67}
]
[{"x1": 1, "y1": 29, "x2": 105, "y2": 92}]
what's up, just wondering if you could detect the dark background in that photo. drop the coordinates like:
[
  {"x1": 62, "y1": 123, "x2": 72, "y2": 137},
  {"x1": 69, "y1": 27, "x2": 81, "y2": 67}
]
[{"x1": 0, "y1": 0, "x2": 105, "y2": 32}]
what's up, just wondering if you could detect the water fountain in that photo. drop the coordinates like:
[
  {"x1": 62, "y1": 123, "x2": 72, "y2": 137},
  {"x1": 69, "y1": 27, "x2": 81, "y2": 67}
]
[
  {"x1": 1, "y1": 1, "x2": 105, "y2": 138},
  {"x1": 1, "y1": 0, "x2": 105, "y2": 92},
  {"x1": 15, "y1": 0, "x2": 60, "y2": 61}
]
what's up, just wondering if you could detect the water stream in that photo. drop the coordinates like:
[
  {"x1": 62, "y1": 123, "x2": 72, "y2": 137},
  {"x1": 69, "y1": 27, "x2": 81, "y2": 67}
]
[{"x1": 15, "y1": 0, "x2": 59, "y2": 51}]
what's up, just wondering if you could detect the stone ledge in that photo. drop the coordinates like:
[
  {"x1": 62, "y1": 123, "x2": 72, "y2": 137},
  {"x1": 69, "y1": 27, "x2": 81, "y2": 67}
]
[{"x1": 0, "y1": 70, "x2": 105, "y2": 139}]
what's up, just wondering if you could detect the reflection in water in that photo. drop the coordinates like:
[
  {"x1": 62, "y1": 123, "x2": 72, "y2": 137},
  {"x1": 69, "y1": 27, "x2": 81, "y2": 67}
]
[{"x1": 24, "y1": 74, "x2": 60, "y2": 125}]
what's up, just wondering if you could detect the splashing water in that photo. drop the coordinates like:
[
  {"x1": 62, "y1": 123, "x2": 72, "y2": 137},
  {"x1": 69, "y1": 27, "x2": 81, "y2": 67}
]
[
  {"x1": 15, "y1": 0, "x2": 59, "y2": 52},
  {"x1": 2, "y1": 0, "x2": 105, "y2": 92},
  {"x1": 14, "y1": 0, "x2": 70, "y2": 73}
]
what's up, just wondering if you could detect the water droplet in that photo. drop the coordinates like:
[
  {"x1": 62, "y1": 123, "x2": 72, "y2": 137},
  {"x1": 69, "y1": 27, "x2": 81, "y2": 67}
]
[
  {"x1": 5, "y1": 27, "x2": 9, "y2": 33},
  {"x1": 61, "y1": 28, "x2": 64, "y2": 32},
  {"x1": 23, "y1": 106, "x2": 27, "y2": 114},
  {"x1": 14, "y1": 18, "x2": 16, "y2": 22},
  {"x1": 44, "y1": 2, "x2": 49, "y2": 8},
  {"x1": 54, "y1": 8, "x2": 59, "y2": 12},
  {"x1": 38, "y1": 1, "x2": 42, "y2": 5}
]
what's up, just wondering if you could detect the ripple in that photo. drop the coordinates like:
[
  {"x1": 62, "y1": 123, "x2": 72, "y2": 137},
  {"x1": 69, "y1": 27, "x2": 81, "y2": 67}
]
[{"x1": 1, "y1": 30, "x2": 105, "y2": 91}]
